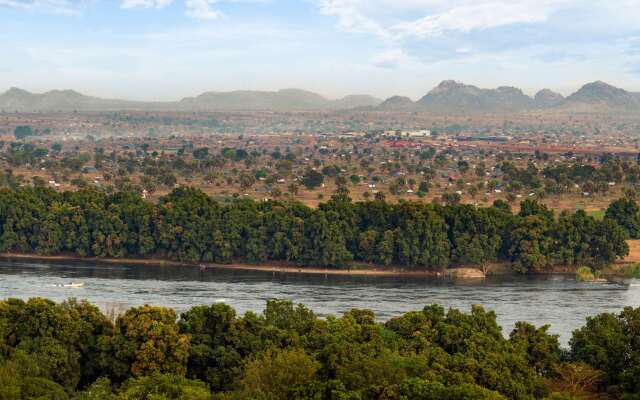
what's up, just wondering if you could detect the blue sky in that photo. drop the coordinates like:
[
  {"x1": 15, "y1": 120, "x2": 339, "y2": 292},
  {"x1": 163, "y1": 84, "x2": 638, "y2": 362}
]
[{"x1": 1, "y1": 0, "x2": 640, "y2": 100}]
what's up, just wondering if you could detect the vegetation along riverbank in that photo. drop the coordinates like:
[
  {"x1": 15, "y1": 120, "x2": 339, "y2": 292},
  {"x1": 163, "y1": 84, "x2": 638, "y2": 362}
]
[
  {"x1": 1, "y1": 297, "x2": 639, "y2": 399},
  {"x1": 0, "y1": 187, "x2": 637, "y2": 275},
  {"x1": 0, "y1": 253, "x2": 491, "y2": 279}
]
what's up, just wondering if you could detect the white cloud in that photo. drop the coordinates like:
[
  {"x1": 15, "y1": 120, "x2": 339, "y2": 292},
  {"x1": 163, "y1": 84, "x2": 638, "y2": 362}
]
[
  {"x1": 121, "y1": 0, "x2": 173, "y2": 9},
  {"x1": 372, "y1": 48, "x2": 410, "y2": 69},
  {"x1": 390, "y1": 1, "x2": 561, "y2": 39},
  {"x1": 0, "y1": 0, "x2": 30, "y2": 10},
  {"x1": 318, "y1": 0, "x2": 390, "y2": 38},
  {"x1": 317, "y1": 0, "x2": 574, "y2": 39},
  {"x1": 0, "y1": 0, "x2": 85, "y2": 15},
  {"x1": 120, "y1": 0, "x2": 223, "y2": 19},
  {"x1": 185, "y1": 0, "x2": 222, "y2": 19},
  {"x1": 2, "y1": 0, "x2": 262, "y2": 18}
]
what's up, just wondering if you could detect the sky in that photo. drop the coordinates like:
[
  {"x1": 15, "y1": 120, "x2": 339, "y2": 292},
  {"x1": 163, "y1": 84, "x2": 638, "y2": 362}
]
[{"x1": 1, "y1": 0, "x2": 640, "y2": 101}]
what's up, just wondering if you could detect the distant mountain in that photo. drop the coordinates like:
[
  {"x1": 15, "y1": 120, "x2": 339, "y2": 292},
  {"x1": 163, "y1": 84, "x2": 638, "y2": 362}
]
[
  {"x1": 0, "y1": 88, "x2": 381, "y2": 112},
  {"x1": 0, "y1": 88, "x2": 33, "y2": 109},
  {"x1": 3, "y1": 81, "x2": 640, "y2": 114},
  {"x1": 377, "y1": 96, "x2": 417, "y2": 111},
  {"x1": 179, "y1": 89, "x2": 381, "y2": 111},
  {"x1": 534, "y1": 89, "x2": 566, "y2": 108},
  {"x1": 373, "y1": 80, "x2": 640, "y2": 113},
  {"x1": 565, "y1": 81, "x2": 640, "y2": 109},
  {"x1": 331, "y1": 94, "x2": 382, "y2": 110},
  {"x1": 179, "y1": 89, "x2": 325, "y2": 111},
  {"x1": 0, "y1": 87, "x2": 153, "y2": 112},
  {"x1": 415, "y1": 80, "x2": 534, "y2": 113}
]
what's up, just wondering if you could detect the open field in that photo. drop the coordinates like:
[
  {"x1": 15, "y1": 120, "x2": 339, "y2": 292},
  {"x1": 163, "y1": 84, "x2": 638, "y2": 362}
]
[{"x1": 623, "y1": 240, "x2": 640, "y2": 263}]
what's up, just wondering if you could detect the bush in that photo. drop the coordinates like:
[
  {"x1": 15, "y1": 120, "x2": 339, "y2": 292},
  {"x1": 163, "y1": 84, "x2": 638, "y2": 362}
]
[{"x1": 576, "y1": 266, "x2": 596, "y2": 282}]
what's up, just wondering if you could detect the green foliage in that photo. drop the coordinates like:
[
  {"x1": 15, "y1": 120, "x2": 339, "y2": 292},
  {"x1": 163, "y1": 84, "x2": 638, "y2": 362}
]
[
  {"x1": 72, "y1": 378, "x2": 117, "y2": 400},
  {"x1": 0, "y1": 187, "x2": 630, "y2": 272},
  {"x1": 509, "y1": 322, "x2": 560, "y2": 375},
  {"x1": 575, "y1": 266, "x2": 598, "y2": 282},
  {"x1": 505, "y1": 215, "x2": 554, "y2": 272},
  {"x1": 0, "y1": 297, "x2": 112, "y2": 390},
  {"x1": 0, "y1": 352, "x2": 69, "y2": 400},
  {"x1": 178, "y1": 303, "x2": 262, "y2": 391},
  {"x1": 302, "y1": 169, "x2": 324, "y2": 189},
  {"x1": 605, "y1": 197, "x2": 640, "y2": 239},
  {"x1": 14, "y1": 126, "x2": 34, "y2": 140},
  {"x1": 618, "y1": 263, "x2": 640, "y2": 279},
  {"x1": 20, "y1": 377, "x2": 69, "y2": 400},
  {"x1": 400, "y1": 379, "x2": 507, "y2": 399},
  {"x1": 192, "y1": 148, "x2": 209, "y2": 160},
  {"x1": 105, "y1": 305, "x2": 190, "y2": 380},
  {"x1": 234, "y1": 348, "x2": 319, "y2": 399},
  {"x1": 570, "y1": 307, "x2": 640, "y2": 394},
  {"x1": 117, "y1": 374, "x2": 211, "y2": 400},
  {"x1": 0, "y1": 298, "x2": 639, "y2": 399}
]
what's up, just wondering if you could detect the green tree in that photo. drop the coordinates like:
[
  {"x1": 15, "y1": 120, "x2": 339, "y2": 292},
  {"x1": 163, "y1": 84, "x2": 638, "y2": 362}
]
[
  {"x1": 605, "y1": 198, "x2": 640, "y2": 239},
  {"x1": 302, "y1": 169, "x2": 324, "y2": 190},
  {"x1": 14, "y1": 126, "x2": 34, "y2": 140},
  {"x1": 104, "y1": 305, "x2": 190, "y2": 380},
  {"x1": 116, "y1": 374, "x2": 210, "y2": 400},
  {"x1": 504, "y1": 215, "x2": 554, "y2": 273},
  {"x1": 570, "y1": 307, "x2": 640, "y2": 392},
  {"x1": 509, "y1": 322, "x2": 560, "y2": 376},
  {"x1": 234, "y1": 348, "x2": 319, "y2": 400}
]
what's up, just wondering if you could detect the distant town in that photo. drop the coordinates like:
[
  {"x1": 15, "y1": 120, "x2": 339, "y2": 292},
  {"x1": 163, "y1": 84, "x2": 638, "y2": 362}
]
[{"x1": 1, "y1": 90, "x2": 640, "y2": 216}]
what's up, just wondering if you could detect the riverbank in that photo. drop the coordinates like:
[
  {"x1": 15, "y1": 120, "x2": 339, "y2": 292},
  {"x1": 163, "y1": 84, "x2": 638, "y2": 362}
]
[
  {"x1": 2, "y1": 252, "x2": 633, "y2": 280},
  {"x1": 0, "y1": 252, "x2": 491, "y2": 279}
]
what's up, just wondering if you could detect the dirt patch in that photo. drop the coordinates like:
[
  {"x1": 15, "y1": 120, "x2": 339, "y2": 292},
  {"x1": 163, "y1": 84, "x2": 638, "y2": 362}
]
[{"x1": 623, "y1": 240, "x2": 640, "y2": 263}]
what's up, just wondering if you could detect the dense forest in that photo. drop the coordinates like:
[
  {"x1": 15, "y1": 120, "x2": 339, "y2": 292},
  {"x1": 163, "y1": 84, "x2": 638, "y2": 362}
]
[
  {"x1": 0, "y1": 187, "x2": 633, "y2": 272},
  {"x1": 1, "y1": 297, "x2": 639, "y2": 399}
]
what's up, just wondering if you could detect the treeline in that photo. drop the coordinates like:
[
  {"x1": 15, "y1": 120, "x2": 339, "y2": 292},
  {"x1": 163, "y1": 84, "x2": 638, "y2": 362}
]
[
  {"x1": 1, "y1": 298, "x2": 639, "y2": 399},
  {"x1": 0, "y1": 187, "x2": 630, "y2": 272},
  {"x1": 488, "y1": 155, "x2": 640, "y2": 197}
]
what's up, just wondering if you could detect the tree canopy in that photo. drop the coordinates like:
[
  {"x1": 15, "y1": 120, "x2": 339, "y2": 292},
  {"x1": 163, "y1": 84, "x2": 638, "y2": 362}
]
[
  {"x1": 0, "y1": 187, "x2": 629, "y2": 272},
  {"x1": 0, "y1": 298, "x2": 637, "y2": 399}
]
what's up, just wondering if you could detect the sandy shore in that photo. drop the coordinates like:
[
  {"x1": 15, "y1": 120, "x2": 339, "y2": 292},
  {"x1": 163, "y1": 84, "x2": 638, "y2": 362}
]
[{"x1": 0, "y1": 252, "x2": 488, "y2": 278}]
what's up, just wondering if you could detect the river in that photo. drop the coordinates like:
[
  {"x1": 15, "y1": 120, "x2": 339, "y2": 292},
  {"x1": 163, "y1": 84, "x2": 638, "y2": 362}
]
[{"x1": 1, "y1": 260, "x2": 638, "y2": 345}]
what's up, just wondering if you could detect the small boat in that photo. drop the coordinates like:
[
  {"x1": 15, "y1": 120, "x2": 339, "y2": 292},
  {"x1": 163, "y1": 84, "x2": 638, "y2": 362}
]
[{"x1": 62, "y1": 282, "x2": 84, "y2": 288}]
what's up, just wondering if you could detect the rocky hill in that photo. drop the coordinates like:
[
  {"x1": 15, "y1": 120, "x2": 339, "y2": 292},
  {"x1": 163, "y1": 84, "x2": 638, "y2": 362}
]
[
  {"x1": 373, "y1": 80, "x2": 640, "y2": 113},
  {"x1": 377, "y1": 96, "x2": 418, "y2": 111},
  {"x1": 415, "y1": 81, "x2": 534, "y2": 113},
  {"x1": 534, "y1": 89, "x2": 566, "y2": 108},
  {"x1": 565, "y1": 81, "x2": 640, "y2": 109}
]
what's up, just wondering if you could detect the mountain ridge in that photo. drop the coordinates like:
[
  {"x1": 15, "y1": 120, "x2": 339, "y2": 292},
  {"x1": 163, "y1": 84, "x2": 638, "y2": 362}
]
[
  {"x1": 0, "y1": 87, "x2": 382, "y2": 112},
  {"x1": 1, "y1": 81, "x2": 639, "y2": 113},
  {"x1": 179, "y1": 89, "x2": 381, "y2": 111},
  {"x1": 378, "y1": 80, "x2": 640, "y2": 113},
  {"x1": 415, "y1": 81, "x2": 534, "y2": 112}
]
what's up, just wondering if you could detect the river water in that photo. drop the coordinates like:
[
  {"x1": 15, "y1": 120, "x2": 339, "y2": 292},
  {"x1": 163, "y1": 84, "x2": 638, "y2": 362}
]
[{"x1": 1, "y1": 260, "x2": 639, "y2": 345}]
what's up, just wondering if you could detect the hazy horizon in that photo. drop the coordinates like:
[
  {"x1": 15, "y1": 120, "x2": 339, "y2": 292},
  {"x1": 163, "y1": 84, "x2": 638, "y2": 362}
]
[
  {"x1": 2, "y1": 0, "x2": 640, "y2": 101},
  {"x1": 2, "y1": 79, "x2": 640, "y2": 104}
]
